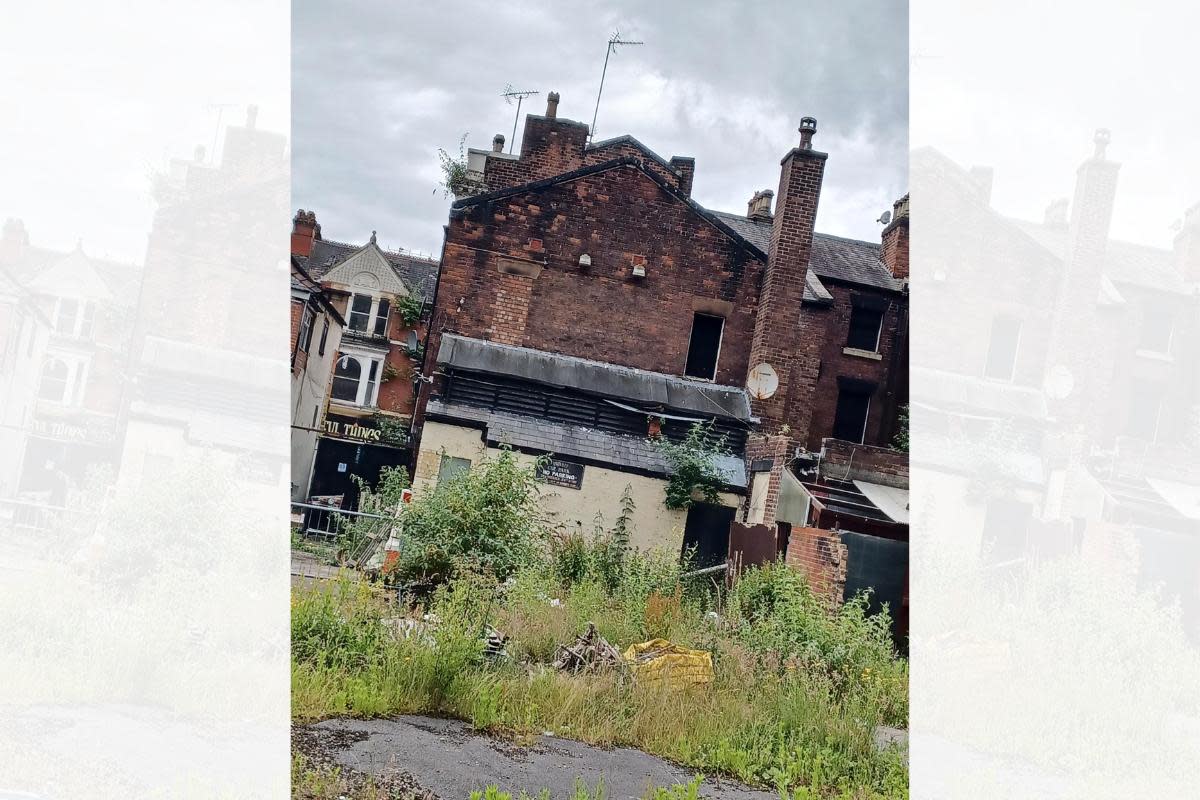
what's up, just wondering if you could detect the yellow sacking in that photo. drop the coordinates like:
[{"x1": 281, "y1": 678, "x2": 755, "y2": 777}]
[{"x1": 623, "y1": 639, "x2": 714, "y2": 689}]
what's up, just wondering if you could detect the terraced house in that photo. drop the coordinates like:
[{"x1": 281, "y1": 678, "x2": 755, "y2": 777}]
[
  {"x1": 412, "y1": 93, "x2": 910, "y2": 561},
  {"x1": 290, "y1": 212, "x2": 439, "y2": 505}
]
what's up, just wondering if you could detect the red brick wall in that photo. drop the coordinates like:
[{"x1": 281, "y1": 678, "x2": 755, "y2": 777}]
[
  {"x1": 818, "y1": 438, "x2": 909, "y2": 488},
  {"x1": 744, "y1": 434, "x2": 791, "y2": 525},
  {"x1": 881, "y1": 215, "x2": 909, "y2": 279},
  {"x1": 427, "y1": 162, "x2": 765, "y2": 385},
  {"x1": 805, "y1": 284, "x2": 907, "y2": 450},
  {"x1": 785, "y1": 526, "x2": 847, "y2": 606},
  {"x1": 290, "y1": 298, "x2": 304, "y2": 359}
]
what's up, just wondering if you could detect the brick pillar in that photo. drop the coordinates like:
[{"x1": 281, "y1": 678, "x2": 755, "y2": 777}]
[
  {"x1": 749, "y1": 119, "x2": 826, "y2": 445},
  {"x1": 880, "y1": 194, "x2": 909, "y2": 280},
  {"x1": 785, "y1": 526, "x2": 847, "y2": 607},
  {"x1": 744, "y1": 433, "x2": 791, "y2": 527}
]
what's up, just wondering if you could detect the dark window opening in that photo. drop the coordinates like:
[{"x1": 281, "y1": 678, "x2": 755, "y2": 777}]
[
  {"x1": 298, "y1": 309, "x2": 314, "y2": 353},
  {"x1": 318, "y1": 320, "x2": 330, "y2": 356},
  {"x1": 685, "y1": 313, "x2": 724, "y2": 380},
  {"x1": 847, "y1": 306, "x2": 883, "y2": 351},
  {"x1": 373, "y1": 298, "x2": 391, "y2": 336},
  {"x1": 832, "y1": 386, "x2": 871, "y2": 443},
  {"x1": 1125, "y1": 382, "x2": 1166, "y2": 442},
  {"x1": 984, "y1": 315, "x2": 1021, "y2": 381},
  {"x1": 681, "y1": 503, "x2": 736, "y2": 568}
]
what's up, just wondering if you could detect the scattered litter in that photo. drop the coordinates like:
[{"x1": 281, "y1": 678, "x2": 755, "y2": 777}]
[
  {"x1": 624, "y1": 639, "x2": 714, "y2": 689},
  {"x1": 552, "y1": 622, "x2": 624, "y2": 674},
  {"x1": 484, "y1": 625, "x2": 508, "y2": 660},
  {"x1": 549, "y1": 598, "x2": 562, "y2": 608}
]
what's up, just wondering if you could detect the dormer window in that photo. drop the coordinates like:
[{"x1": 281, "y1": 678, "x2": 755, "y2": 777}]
[{"x1": 347, "y1": 293, "x2": 391, "y2": 337}]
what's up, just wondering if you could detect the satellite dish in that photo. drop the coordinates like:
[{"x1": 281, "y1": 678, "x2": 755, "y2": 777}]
[
  {"x1": 747, "y1": 363, "x2": 779, "y2": 400},
  {"x1": 406, "y1": 330, "x2": 419, "y2": 350},
  {"x1": 877, "y1": 210, "x2": 892, "y2": 225},
  {"x1": 1045, "y1": 365, "x2": 1074, "y2": 400}
]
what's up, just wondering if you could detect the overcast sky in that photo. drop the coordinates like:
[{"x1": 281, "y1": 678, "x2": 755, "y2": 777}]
[
  {"x1": 912, "y1": 1, "x2": 1200, "y2": 248},
  {"x1": 293, "y1": 0, "x2": 909, "y2": 258}
]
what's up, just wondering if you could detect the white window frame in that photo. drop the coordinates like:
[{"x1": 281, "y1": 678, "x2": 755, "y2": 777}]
[
  {"x1": 346, "y1": 292, "x2": 391, "y2": 337},
  {"x1": 37, "y1": 355, "x2": 89, "y2": 406},
  {"x1": 331, "y1": 350, "x2": 384, "y2": 408}
]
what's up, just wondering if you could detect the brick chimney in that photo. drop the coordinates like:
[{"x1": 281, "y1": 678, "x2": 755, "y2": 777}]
[
  {"x1": 748, "y1": 117, "x2": 827, "y2": 443},
  {"x1": 545, "y1": 91, "x2": 560, "y2": 119},
  {"x1": 881, "y1": 194, "x2": 909, "y2": 280},
  {"x1": 1174, "y1": 201, "x2": 1200, "y2": 285},
  {"x1": 1044, "y1": 198, "x2": 1069, "y2": 228},
  {"x1": 1069, "y1": 128, "x2": 1119, "y2": 265},
  {"x1": 291, "y1": 209, "x2": 321, "y2": 258},
  {"x1": 516, "y1": 91, "x2": 588, "y2": 175},
  {"x1": 670, "y1": 156, "x2": 695, "y2": 197},
  {"x1": 747, "y1": 189, "x2": 774, "y2": 222}
]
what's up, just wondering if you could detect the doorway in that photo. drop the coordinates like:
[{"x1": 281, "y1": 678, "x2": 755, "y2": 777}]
[{"x1": 681, "y1": 503, "x2": 736, "y2": 568}]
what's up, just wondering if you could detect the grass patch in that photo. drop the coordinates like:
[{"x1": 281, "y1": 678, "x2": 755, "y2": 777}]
[{"x1": 293, "y1": 554, "x2": 907, "y2": 798}]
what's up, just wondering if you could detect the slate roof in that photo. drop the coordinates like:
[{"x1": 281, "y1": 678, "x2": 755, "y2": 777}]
[
  {"x1": 426, "y1": 399, "x2": 748, "y2": 489},
  {"x1": 1, "y1": 243, "x2": 141, "y2": 302},
  {"x1": 711, "y1": 210, "x2": 904, "y2": 293},
  {"x1": 1008, "y1": 219, "x2": 1188, "y2": 295},
  {"x1": 437, "y1": 333, "x2": 754, "y2": 421},
  {"x1": 299, "y1": 237, "x2": 440, "y2": 301}
]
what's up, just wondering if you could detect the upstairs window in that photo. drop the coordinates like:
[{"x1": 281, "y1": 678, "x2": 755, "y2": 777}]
[
  {"x1": 684, "y1": 313, "x2": 724, "y2": 380},
  {"x1": 984, "y1": 315, "x2": 1021, "y2": 381},
  {"x1": 38, "y1": 358, "x2": 70, "y2": 403},
  {"x1": 52, "y1": 297, "x2": 96, "y2": 339},
  {"x1": 347, "y1": 295, "x2": 373, "y2": 332},
  {"x1": 847, "y1": 306, "x2": 884, "y2": 351},
  {"x1": 374, "y1": 298, "x2": 391, "y2": 336},
  {"x1": 832, "y1": 379, "x2": 874, "y2": 444},
  {"x1": 297, "y1": 308, "x2": 314, "y2": 353},
  {"x1": 318, "y1": 320, "x2": 330, "y2": 356},
  {"x1": 331, "y1": 355, "x2": 360, "y2": 401}
]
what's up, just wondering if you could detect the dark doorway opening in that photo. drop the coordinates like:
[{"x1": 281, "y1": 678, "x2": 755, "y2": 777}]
[
  {"x1": 309, "y1": 438, "x2": 410, "y2": 509},
  {"x1": 681, "y1": 503, "x2": 736, "y2": 568}
]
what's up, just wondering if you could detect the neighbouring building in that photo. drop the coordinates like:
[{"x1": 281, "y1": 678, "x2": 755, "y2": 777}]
[
  {"x1": 290, "y1": 256, "x2": 344, "y2": 501},
  {"x1": 290, "y1": 211, "x2": 439, "y2": 507},
  {"x1": 914, "y1": 132, "x2": 1200, "y2": 637},
  {"x1": 413, "y1": 93, "x2": 909, "y2": 560},
  {"x1": 0, "y1": 219, "x2": 139, "y2": 505},
  {"x1": 0, "y1": 263, "x2": 51, "y2": 503}
]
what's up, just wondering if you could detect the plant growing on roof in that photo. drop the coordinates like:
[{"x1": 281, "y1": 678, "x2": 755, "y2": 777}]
[
  {"x1": 654, "y1": 420, "x2": 731, "y2": 510},
  {"x1": 436, "y1": 133, "x2": 479, "y2": 199},
  {"x1": 892, "y1": 404, "x2": 909, "y2": 452},
  {"x1": 397, "y1": 291, "x2": 424, "y2": 327}
]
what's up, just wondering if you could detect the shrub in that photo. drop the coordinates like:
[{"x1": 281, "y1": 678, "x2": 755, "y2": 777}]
[
  {"x1": 654, "y1": 422, "x2": 731, "y2": 510},
  {"x1": 395, "y1": 450, "x2": 549, "y2": 584}
]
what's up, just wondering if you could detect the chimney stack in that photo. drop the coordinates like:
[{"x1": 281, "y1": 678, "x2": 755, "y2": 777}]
[
  {"x1": 546, "y1": 91, "x2": 560, "y2": 119},
  {"x1": 669, "y1": 156, "x2": 695, "y2": 197},
  {"x1": 246, "y1": 104, "x2": 258, "y2": 130},
  {"x1": 0, "y1": 217, "x2": 29, "y2": 264},
  {"x1": 1069, "y1": 128, "x2": 1119, "y2": 264},
  {"x1": 747, "y1": 117, "x2": 827, "y2": 443},
  {"x1": 492, "y1": 133, "x2": 505, "y2": 153},
  {"x1": 881, "y1": 194, "x2": 910, "y2": 280},
  {"x1": 747, "y1": 189, "x2": 774, "y2": 222},
  {"x1": 1044, "y1": 198, "x2": 1069, "y2": 228},
  {"x1": 798, "y1": 117, "x2": 817, "y2": 150},
  {"x1": 291, "y1": 209, "x2": 322, "y2": 258}
]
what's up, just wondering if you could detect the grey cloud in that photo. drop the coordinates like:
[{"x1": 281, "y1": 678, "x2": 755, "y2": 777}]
[{"x1": 293, "y1": 0, "x2": 907, "y2": 256}]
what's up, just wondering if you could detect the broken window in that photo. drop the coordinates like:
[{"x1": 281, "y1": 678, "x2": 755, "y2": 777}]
[
  {"x1": 832, "y1": 379, "x2": 874, "y2": 443},
  {"x1": 318, "y1": 320, "x2": 329, "y2": 356},
  {"x1": 348, "y1": 294, "x2": 373, "y2": 332},
  {"x1": 984, "y1": 315, "x2": 1021, "y2": 381},
  {"x1": 297, "y1": 307, "x2": 314, "y2": 353},
  {"x1": 685, "y1": 313, "x2": 724, "y2": 380},
  {"x1": 847, "y1": 304, "x2": 884, "y2": 352}
]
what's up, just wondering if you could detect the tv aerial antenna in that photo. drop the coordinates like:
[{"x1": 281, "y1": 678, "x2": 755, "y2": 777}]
[
  {"x1": 502, "y1": 85, "x2": 540, "y2": 154},
  {"x1": 589, "y1": 30, "x2": 643, "y2": 145}
]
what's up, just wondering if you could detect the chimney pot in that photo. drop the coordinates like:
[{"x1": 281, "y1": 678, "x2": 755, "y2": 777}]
[
  {"x1": 193, "y1": 145, "x2": 206, "y2": 162},
  {"x1": 492, "y1": 133, "x2": 505, "y2": 153},
  {"x1": 798, "y1": 117, "x2": 817, "y2": 149},
  {"x1": 1093, "y1": 128, "x2": 1111, "y2": 159},
  {"x1": 546, "y1": 91, "x2": 560, "y2": 119},
  {"x1": 246, "y1": 104, "x2": 258, "y2": 129},
  {"x1": 747, "y1": 189, "x2": 775, "y2": 221}
]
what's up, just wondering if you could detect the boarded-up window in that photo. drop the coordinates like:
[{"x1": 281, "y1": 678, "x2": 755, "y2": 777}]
[{"x1": 684, "y1": 313, "x2": 724, "y2": 380}]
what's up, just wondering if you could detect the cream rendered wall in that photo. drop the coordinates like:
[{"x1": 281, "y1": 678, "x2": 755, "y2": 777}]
[
  {"x1": 289, "y1": 312, "x2": 342, "y2": 500},
  {"x1": 414, "y1": 420, "x2": 742, "y2": 556}
]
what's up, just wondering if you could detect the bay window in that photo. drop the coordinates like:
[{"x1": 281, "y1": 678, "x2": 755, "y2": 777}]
[{"x1": 331, "y1": 352, "x2": 384, "y2": 407}]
